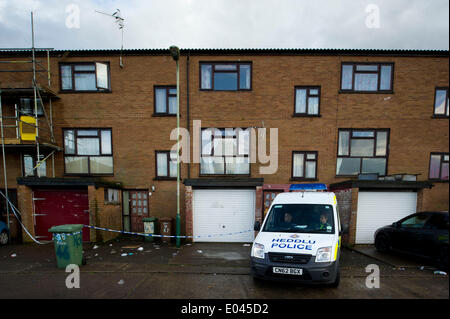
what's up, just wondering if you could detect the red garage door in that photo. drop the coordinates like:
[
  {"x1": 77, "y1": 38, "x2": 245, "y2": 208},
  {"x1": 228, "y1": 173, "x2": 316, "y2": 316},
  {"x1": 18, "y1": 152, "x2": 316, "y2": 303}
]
[{"x1": 34, "y1": 189, "x2": 90, "y2": 242}]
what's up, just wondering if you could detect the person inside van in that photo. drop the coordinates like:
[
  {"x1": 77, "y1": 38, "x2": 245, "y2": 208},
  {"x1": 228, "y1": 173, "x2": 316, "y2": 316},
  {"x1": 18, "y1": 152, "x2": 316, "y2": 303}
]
[
  {"x1": 319, "y1": 213, "x2": 331, "y2": 231},
  {"x1": 280, "y1": 212, "x2": 293, "y2": 228}
]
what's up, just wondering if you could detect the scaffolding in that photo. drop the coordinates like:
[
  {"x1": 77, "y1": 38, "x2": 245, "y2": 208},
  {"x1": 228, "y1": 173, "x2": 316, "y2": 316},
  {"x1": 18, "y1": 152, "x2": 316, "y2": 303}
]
[{"x1": 0, "y1": 12, "x2": 61, "y2": 242}]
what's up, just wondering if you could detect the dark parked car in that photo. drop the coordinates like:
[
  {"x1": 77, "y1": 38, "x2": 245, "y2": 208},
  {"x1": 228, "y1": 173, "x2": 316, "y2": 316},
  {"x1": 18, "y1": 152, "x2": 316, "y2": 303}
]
[{"x1": 374, "y1": 211, "x2": 449, "y2": 269}]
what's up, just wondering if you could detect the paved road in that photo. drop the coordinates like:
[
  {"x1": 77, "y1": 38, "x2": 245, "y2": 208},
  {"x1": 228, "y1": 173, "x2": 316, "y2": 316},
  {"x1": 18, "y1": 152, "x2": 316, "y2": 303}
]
[{"x1": 0, "y1": 240, "x2": 448, "y2": 299}]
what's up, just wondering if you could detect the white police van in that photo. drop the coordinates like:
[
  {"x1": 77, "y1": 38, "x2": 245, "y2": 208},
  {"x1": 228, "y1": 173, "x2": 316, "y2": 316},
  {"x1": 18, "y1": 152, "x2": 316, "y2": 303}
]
[{"x1": 251, "y1": 184, "x2": 341, "y2": 287}]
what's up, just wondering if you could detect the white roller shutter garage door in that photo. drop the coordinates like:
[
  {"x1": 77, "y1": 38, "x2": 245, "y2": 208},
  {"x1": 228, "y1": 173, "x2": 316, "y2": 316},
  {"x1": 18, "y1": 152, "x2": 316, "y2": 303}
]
[
  {"x1": 355, "y1": 191, "x2": 417, "y2": 244},
  {"x1": 193, "y1": 189, "x2": 255, "y2": 242}
]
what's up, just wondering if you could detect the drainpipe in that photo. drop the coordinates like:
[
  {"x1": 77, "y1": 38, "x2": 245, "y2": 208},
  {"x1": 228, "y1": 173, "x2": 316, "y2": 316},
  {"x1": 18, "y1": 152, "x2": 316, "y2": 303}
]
[{"x1": 186, "y1": 51, "x2": 190, "y2": 179}]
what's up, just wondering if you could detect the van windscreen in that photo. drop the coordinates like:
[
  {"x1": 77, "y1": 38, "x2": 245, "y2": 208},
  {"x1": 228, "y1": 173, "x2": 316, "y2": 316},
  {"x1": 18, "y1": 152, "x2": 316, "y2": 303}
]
[{"x1": 262, "y1": 204, "x2": 335, "y2": 234}]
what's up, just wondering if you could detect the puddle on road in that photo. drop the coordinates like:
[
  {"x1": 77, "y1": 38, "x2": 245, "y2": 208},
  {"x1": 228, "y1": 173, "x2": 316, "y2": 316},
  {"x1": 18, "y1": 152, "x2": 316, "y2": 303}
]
[{"x1": 202, "y1": 252, "x2": 247, "y2": 261}]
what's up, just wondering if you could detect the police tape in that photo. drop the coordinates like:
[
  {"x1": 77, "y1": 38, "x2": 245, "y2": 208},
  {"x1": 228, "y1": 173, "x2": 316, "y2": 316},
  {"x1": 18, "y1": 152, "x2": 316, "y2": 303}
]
[{"x1": 83, "y1": 225, "x2": 252, "y2": 239}]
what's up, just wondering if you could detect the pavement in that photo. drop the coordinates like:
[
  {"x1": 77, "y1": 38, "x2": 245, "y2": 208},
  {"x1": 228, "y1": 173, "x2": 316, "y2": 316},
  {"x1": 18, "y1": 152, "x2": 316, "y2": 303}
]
[{"x1": 0, "y1": 237, "x2": 448, "y2": 299}]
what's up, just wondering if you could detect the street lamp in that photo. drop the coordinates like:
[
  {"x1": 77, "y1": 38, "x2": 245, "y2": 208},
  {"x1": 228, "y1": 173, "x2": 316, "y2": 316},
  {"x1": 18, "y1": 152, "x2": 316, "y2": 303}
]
[{"x1": 169, "y1": 46, "x2": 181, "y2": 248}]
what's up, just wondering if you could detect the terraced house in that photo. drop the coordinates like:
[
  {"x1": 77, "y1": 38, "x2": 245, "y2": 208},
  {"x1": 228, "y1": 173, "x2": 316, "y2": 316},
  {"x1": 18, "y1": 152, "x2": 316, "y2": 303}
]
[{"x1": 0, "y1": 48, "x2": 448, "y2": 245}]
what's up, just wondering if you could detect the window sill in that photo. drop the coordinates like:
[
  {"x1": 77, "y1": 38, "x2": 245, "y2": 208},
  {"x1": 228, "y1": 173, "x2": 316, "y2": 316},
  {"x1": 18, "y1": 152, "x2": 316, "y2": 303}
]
[
  {"x1": 338, "y1": 90, "x2": 394, "y2": 94},
  {"x1": 427, "y1": 179, "x2": 449, "y2": 183},
  {"x1": 64, "y1": 173, "x2": 114, "y2": 177},
  {"x1": 152, "y1": 114, "x2": 180, "y2": 117},
  {"x1": 58, "y1": 90, "x2": 112, "y2": 94},
  {"x1": 292, "y1": 114, "x2": 321, "y2": 118},
  {"x1": 290, "y1": 178, "x2": 318, "y2": 182},
  {"x1": 104, "y1": 201, "x2": 121, "y2": 206},
  {"x1": 431, "y1": 115, "x2": 449, "y2": 119},
  {"x1": 199, "y1": 89, "x2": 252, "y2": 92},
  {"x1": 153, "y1": 177, "x2": 178, "y2": 181},
  {"x1": 198, "y1": 174, "x2": 251, "y2": 177}
]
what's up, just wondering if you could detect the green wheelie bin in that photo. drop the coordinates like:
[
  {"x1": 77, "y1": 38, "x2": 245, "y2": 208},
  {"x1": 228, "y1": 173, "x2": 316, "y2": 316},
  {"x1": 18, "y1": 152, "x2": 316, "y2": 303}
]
[{"x1": 49, "y1": 224, "x2": 84, "y2": 269}]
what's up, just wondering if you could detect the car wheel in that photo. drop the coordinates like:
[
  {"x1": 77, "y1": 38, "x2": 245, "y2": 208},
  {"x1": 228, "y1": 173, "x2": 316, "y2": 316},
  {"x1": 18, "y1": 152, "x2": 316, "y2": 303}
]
[
  {"x1": 0, "y1": 230, "x2": 9, "y2": 245},
  {"x1": 375, "y1": 234, "x2": 390, "y2": 253}
]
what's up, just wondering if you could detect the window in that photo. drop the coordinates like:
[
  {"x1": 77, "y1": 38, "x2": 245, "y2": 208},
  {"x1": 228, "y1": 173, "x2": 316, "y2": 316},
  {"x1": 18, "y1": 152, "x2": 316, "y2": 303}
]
[
  {"x1": 262, "y1": 204, "x2": 335, "y2": 234},
  {"x1": 155, "y1": 151, "x2": 177, "y2": 179},
  {"x1": 433, "y1": 87, "x2": 449, "y2": 117},
  {"x1": 340, "y1": 63, "x2": 393, "y2": 92},
  {"x1": 294, "y1": 87, "x2": 320, "y2": 116},
  {"x1": 19, "y1": 98, "x2": 44, "y2": 116},
  {"x1": 22, "y1": 154, "x2": 46, "y2": 177},
  {"x1": 400, "y1": 214, "x2": 429, "y2": 229},
  {"x1": 154, "y1": 86, "x2": 177, "y2": 115},
  {"x1": 200, "y1": 128, "x2": 250, "y2": 175},
  {"x1": 429, "y1": 153, "x2": 449, "y2": 181},
  {"x1": 63, "y1": 128, "x2": 113, "y2": 175},
  {"x1": 292, "y1": 151, "x2": 318, "y2": 180},
  {"x1": 336, "y1": 129, "x2": 389, "y2": 176},
  {"x1": 425, "y1": 213, "x2": 449, "y2": 230},
  {"x1": 200, "y1": 62, "x2": 251, "y2": 91},
  {"x1": 104, "y1": 188, "x2": 119, "y2": 204},
  {"x1": 60, "y1": 62, "x2": 110, "y2": 92}
]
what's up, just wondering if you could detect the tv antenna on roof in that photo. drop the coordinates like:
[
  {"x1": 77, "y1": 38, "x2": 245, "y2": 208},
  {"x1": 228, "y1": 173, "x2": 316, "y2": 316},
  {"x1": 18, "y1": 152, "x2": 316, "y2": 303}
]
[{"x1": 95, "y1": 9, "x2": 125, "y2": 67}]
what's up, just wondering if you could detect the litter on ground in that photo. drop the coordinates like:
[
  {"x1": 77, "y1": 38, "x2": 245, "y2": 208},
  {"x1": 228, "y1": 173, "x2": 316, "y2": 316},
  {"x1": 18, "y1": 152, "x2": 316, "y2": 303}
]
[
  {"x1": 93, "y1": 245, "x2": 99, "y2": 249},
  {"x1": 434, "y1": 271, "x2": 447, "y2": 276},
  {"x1": 11, "y1": 253, "x2": 16, "y2": 258},
  {"x1": 122, "y1": 245, "x2": 140, "y2": 249},
  {"x1": 137, "y1": 247, "x2": 144, "y2": 251},
  {"x1": 121, "y1": 253, "x2": 127, "y2": 257},
  {"x1": 197, "y1": 250, "x2": 203, "y2": 254},
  {"x1": 118, "y1": 279, "x2": 125, "y2": 285}
]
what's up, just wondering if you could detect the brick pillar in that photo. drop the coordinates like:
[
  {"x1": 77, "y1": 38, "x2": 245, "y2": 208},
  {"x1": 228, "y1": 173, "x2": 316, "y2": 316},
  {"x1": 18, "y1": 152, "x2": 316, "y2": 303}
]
[
  {"x1": 17, "y1": 185, "x2": 34, "y2": 243},
  {"x1": 87, "y1": 185, "x2": 97, "y2": 242},
  {"x1": 184, "y1": 186, "x2": 193, "y2": 242},
  {"x1": 348, "y1": 188, "x2": 359, "y2": 245}
]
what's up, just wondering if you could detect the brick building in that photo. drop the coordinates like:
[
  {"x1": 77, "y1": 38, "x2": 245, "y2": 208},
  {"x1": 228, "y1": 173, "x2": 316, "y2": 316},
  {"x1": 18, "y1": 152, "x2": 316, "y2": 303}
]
[{"x1": 0, "y1": 48, "x2": 448, "y2": 245}]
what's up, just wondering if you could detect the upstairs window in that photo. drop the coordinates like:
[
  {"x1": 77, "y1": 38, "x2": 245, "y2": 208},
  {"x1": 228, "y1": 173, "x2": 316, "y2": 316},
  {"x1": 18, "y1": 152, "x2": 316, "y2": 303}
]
[
  {"x1": 292, "y1": 151, "x2": 318, "y2": 180},
  {"x1": 294, "y1": 86, "x2": 321, "y2": 116},
  {"x1": 63, "y1": 128, "x2": 113, "y2": 175},
  {"x1": 19, "y1": 98, "x2": 44, "y2": 117},
  {"x1": 154, "y1": 86, "x2": 177, "y2": 115},
  {"x1": 433, "y1": 87, "x2": 449, "y2": 117},
  {"x1": 155, "y1": 150, "x2": 177, "y2": 179},
  {"x1": 60, "y1": 62, "x2": 110, "y2": 92},
  {"x1": 23, "y1": 154, "x2": 46, "y2": 177},
  {"x1": 200, "y1": 62, "x2": 251, "y2": 91},
  {"x1": 336, "y1": 129, "x2": 389, "y2": 176},
  {"x1": 429, "y1": 153, "x2": 449, "y2": 181},
  {"x1": 340, "y1": 63, "x2": 393, "y2": 92},
  {"x1": 200, "y1": 128, "x2": 250, "y2": 175}
]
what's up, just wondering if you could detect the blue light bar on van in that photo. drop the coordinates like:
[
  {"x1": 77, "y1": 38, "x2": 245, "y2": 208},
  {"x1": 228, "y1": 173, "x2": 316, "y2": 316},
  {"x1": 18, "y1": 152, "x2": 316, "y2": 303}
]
[{"x1": 289, "y1": 183, "x2": 328, "y2": 191}]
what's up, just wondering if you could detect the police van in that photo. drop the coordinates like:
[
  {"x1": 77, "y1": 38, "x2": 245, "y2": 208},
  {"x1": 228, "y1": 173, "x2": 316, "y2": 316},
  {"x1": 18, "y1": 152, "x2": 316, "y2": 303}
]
[{"x1": 251, "y1": 184, "x2": 341, "y2": 287}]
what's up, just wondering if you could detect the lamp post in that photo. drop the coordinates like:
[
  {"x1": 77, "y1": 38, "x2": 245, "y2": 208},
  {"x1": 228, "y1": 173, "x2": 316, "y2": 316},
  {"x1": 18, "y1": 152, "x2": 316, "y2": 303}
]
[{"x1": 169, "y1": 45, "x2": 181, "y2": 248}]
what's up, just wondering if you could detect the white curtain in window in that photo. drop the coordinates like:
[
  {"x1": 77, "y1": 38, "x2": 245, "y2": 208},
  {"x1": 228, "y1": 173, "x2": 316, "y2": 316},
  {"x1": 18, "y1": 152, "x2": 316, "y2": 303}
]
[
  {"x1": 293, "y1": 153, "x2": 304, "y2": 177},
  {"x1": 305, "y1": 161, "x2": 316, "y2": 178},
  {"x1": 74, "y1": 73, "x2": 96, "y2": 91},
  {"x1": 295, "y1": 89, "x2": 307, "y2": 113},
  {"x1": 95, "y1": 62, "x2": 109, "y2": 89},
  {"x1": 77, "y1": 138, "x2": 100, "y2": 155},
  {"x1": 201, "y1": 65, "x2": 212, "y2": 89},
  {"x1": 61, "y1": 65, "x2": 72, "y2": 90},
  {"x1": 155, "y1": 88, "x2": 167, "y2": 113},
  {"x1": 157, "y1": 153, "x2": 168, "y2": 176}
]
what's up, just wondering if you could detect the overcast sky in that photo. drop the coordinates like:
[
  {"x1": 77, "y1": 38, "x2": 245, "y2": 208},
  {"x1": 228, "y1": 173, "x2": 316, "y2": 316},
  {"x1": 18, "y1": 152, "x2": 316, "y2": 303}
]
[{"x1": 0, "y1": 0, "x2": 448, "y2": 50}]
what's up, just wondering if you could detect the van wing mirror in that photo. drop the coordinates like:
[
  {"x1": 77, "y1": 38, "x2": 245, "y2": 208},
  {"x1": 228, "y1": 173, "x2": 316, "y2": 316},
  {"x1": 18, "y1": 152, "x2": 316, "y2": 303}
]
[{"x1": 254, "y1": 221, "x2": 261, "y2": 231}]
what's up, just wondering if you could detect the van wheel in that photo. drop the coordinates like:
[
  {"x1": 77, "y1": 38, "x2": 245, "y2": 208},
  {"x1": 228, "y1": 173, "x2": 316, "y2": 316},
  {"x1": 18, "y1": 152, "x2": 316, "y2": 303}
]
[
  {"x1": 0, "y1": 231, "x2": 8, "y2": 245},
  {"x1": 328, "y1": 269, "x2": 340, "y2": 288}
]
